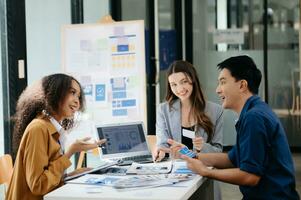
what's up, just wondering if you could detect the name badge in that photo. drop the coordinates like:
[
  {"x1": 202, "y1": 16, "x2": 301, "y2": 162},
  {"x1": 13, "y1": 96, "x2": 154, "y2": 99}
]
[{"x1": 182, "y1": 129, "x2": 195, "y2": 139}]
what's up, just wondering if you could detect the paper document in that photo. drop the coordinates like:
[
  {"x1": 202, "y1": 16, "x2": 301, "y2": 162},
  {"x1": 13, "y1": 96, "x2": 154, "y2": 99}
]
[
  {"x1": 126, "y1": 161, "x2": 173, "y2": 175},
  {"x1": 67, "y1": 174, "x2": 121, "y2": 186},
  {"x1": 172, "y1": 160, "x2": 195, "y2": 174},
  {"x1": 64, "y1": 160, "x2": 118, "y2": 181},
  {"x1": 182, "y1": 129, "x2": 195, "y2": 139},
  {"x1": 113, "y1": 175, "x2": 176, "y2": 189},
  {"x1": 113, "y1": 174, "x2": 192, "y2": 189}
]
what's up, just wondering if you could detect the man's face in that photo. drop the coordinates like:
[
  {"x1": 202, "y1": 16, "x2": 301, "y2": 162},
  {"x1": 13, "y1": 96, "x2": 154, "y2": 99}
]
[{"x1": 216, "y1": 68, "x2": 242, "y2": 112}]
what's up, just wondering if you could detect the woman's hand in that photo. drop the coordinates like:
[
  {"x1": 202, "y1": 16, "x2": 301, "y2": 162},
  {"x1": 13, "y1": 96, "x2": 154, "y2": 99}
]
[
  {"x1": 65, "y1": 137, "x2": 106, "y2": 158},
  {"x1": 152, "y1": 146, "x2": 167, "y2": 162},
  {"x1": 167, "y1": 139, "x2": 186, "y2": 159},
  {"x1": 67, "y1": 167, "x2": 93, "y2": 177},
  {"x1": 192, "y1": 137, "x2": 204, "y2": 152}
]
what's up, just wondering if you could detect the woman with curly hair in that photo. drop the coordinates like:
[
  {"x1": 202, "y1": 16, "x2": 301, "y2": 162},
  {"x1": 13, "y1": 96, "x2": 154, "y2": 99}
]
[{"x1": 6, "y1": 74, "x2": 106, "y2": 200}]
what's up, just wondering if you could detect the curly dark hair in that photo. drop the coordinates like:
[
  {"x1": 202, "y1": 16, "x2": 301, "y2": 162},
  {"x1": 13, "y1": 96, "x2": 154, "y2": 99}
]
[
  {"x1": 12, "y1": 73, "x2": 85, "y2": 158},
  {"x1": 42, "y1": 73, "x2": 85, "y2": 129},
  {"x1": 165, "y1": 60, "x2": 214, "y2": 142}
]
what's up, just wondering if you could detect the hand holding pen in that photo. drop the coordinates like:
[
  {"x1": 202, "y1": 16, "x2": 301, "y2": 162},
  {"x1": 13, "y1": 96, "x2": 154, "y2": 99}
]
[
  {"x1": 152, "y1": 146, "x2": 168, "y2": 162},
  {"x1": 192, "y1": 137, "x2": 204, "y2": 153}
]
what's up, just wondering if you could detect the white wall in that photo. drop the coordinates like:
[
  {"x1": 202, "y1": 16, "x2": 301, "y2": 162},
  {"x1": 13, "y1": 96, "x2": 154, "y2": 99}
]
[
  {"x1": 25, "y1": 0, "x2": 110, "y2": 84},
  {"x1": 25, "y1": 0, "x2": 71, "y2": 84}
]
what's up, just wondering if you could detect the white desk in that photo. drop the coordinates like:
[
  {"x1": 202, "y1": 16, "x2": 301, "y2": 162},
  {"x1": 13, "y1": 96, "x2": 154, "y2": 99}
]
[{"x1": 44, "y1": 175, "x2": 213, "y2": 200}]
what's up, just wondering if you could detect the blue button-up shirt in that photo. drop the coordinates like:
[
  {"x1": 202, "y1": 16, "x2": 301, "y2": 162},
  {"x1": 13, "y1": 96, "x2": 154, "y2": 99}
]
[{"x1": 228, "y1": 95, "x2": 299, "y2": 200}]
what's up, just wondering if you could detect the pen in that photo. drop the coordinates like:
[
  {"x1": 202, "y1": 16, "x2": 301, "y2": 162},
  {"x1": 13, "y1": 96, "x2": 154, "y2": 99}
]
[{"x1": 154, "y1": 153, "x2": 159, "y2": 162}]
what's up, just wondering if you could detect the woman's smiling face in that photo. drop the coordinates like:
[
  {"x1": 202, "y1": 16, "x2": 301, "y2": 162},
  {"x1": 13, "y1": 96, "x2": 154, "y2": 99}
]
[
  {"x1": 56, "y1": 80, "x2": 81, "y2": 121},
  {"x1": 168, "y1": 72, "x2": 193, "y2": 102}
]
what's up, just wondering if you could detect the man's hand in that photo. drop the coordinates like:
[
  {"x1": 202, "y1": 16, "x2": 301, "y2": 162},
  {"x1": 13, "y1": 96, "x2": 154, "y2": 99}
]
[
  {"x1": 181, "y1": 154, "x2": 210, "y2": 176},
  {"x1": 65, "y1": 137, "x2": 106, "y2": 158},
  {"x1": 167, "y1": 139, "x2": 186, "y2": 159}
]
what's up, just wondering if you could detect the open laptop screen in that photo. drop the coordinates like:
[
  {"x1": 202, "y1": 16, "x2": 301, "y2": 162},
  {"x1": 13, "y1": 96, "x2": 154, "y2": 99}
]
[{"x1": 97, "y1": 123, "x2": 148, "y2": 155}]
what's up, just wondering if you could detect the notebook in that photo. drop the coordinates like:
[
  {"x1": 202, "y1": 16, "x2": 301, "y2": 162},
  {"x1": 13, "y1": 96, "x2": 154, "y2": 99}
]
[
  {"x1": 64, "y1": 160, "x2": 118, "y2": 181},
  {"x1": 96, "y1": 122, "x2": 153, "y2": 165}
]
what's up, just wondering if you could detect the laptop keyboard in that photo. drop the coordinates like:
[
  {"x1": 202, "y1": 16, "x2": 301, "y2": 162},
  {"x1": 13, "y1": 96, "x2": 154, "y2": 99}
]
[{"x1": 121, "y1": 154, "x2": 152, "y2": 161}]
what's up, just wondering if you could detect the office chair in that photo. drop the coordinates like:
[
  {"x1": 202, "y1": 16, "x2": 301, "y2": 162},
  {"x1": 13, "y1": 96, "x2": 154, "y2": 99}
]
[
  {"x1": 0, "y1": 154, "x2": 13, "y2": 194},
  {"x1": 146, "y1": 135, "x2": 157, "y2": 153},
  {"x1": 76, "y1": 148, "x2": 99, "y2": 169}
]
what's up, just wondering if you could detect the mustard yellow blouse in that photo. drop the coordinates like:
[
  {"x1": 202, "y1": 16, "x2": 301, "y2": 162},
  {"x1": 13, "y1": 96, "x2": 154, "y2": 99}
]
[{"x1": 6, "y1": 116, "x2": 72, "y2": 200}]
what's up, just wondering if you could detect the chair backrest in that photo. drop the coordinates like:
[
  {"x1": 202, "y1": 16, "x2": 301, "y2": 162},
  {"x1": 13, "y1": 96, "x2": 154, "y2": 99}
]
[
  {"x1": 0, "y1": 154, "x2": 13, "y2": 189},
  {"x1": 146, "y1": 135, "x2": 157, "y2": 153},
  {"x1": 76, "y1": 148, "x2": 99, "y2": 169}
]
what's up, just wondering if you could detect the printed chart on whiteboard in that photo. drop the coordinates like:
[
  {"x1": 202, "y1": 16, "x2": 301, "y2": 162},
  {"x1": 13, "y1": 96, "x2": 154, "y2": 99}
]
[{"x1": 62, "y1": 20, "x2": 146, "y2": 127}]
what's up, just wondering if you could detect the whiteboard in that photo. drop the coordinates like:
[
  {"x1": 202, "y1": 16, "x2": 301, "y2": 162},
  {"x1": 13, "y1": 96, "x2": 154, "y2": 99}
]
[{"x1": 61, "y1": 20, "x2": 147, "y2": 130}]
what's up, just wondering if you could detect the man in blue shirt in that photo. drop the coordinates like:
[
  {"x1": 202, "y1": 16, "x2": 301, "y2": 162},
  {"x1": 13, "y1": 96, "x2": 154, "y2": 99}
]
[{"x1": 170, "y1": 55, "x2": 299, "y2": 199}]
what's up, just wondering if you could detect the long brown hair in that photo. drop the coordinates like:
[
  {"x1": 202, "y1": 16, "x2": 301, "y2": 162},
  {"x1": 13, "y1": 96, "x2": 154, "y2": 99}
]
[
  {"x1": 165, "y1": 60, "x2": 214, "y2": 141},
  {"x1": 12, "y1": 73, "x2": 85, "y2": 159}
]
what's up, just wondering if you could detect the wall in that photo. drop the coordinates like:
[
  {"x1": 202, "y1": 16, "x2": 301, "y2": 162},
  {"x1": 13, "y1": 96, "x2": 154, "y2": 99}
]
[
  {"x1": 25, "y1": 0, "x2": 109, "y2": 84},
  {"x1": 25, "y1": 0, "x2": 71, "y2": 84}
]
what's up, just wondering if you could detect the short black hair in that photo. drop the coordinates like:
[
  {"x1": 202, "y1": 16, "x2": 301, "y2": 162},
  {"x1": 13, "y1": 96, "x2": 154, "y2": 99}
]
[{"x1": 217, "y1": 55, "x2": 262, "y2": 94}]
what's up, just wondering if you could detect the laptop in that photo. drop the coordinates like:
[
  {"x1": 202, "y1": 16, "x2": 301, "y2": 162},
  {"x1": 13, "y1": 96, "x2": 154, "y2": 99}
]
[{"x1": 96, "y1": 122, "x2": 153, "y2": 165}]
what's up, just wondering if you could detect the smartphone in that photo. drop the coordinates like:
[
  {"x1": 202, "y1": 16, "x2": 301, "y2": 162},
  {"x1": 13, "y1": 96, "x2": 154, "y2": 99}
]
[{"x1": 178, "y1": 146, "x2": 196, "y2": 158}]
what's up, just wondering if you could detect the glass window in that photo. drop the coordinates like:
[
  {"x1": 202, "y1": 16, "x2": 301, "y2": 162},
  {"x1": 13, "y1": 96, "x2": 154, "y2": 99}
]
[
  {"x1": 0, "y1": 20, "x2": 3, "y2": 156},
  {"x1": 158, "y1": 0, "x2": 177, "y2": 101},
  {"x1": 192, "y1": 0, "x2": 264, "y2": 145},
  {"x1": 267, "y1": 0, "x2": 300, "y2": 147},
  {"x1": 84, "y1": 0, "x2": 109, "y2": 23}
]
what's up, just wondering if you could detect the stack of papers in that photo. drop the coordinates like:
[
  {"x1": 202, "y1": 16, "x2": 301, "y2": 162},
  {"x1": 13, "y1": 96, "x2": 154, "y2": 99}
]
[
  {"x1": 126, "y1": 161, "x2": 173, "y2": 175},
  {"x1": 113, "y1": 174, "x2": 186, "y2": 189},
  {"x1": 172, "y1": 160, "x2": 195, "y2": 174},
  {"x1": 66, "y1": 161, "x2": 195, "y2": 190},
  {"x1": 67, "y1": 174, "x2": 121, "y2": 186}
]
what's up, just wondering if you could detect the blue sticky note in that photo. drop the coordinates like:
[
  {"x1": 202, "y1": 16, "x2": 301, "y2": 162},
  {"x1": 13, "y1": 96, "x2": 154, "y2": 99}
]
[{"x1": 95, "y1": 84, "x2": 105, "y2": 101}]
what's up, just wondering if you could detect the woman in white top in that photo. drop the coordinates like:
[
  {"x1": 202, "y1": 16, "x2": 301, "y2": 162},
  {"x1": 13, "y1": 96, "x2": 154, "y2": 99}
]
[{"x1": 154, "y1": 60, "x2": 224, "y2": 200}]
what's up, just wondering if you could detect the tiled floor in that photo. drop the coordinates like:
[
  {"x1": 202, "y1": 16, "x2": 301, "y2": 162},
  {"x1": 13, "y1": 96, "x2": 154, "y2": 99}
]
[
  {"x1": 293, "y1": 153, "x2": 301, "y2": 197},
  {"x1": 220, "y1": 153, "x2": 301, "y2": 199}
]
